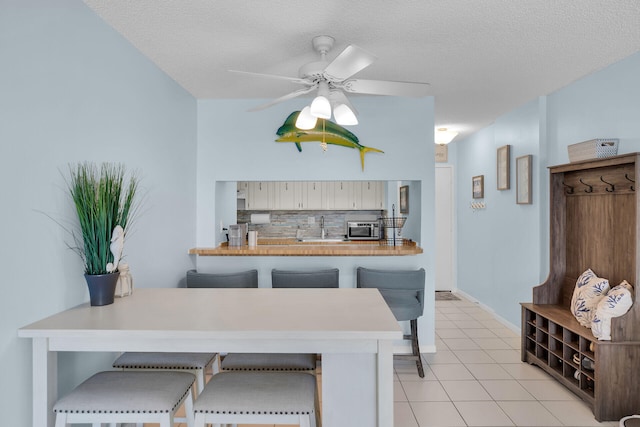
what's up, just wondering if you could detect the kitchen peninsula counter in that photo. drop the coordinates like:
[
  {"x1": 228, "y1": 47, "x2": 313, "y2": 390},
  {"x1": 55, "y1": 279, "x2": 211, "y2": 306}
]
[{"x1": 189, "y1": 239, "x2": 423, "y2": 256}]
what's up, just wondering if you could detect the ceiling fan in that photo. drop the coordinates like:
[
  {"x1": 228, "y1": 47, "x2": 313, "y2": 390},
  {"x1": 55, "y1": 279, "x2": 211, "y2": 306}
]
[{"x1": 229, "y1": 35, "x2": 430, "y2": 128}]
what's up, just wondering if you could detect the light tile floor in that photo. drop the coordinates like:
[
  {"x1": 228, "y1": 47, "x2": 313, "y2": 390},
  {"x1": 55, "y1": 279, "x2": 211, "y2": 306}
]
[
  {"x1": 393, "y1": 294, "x2": 618, "y2": 427},
  {"x1": 170, "y1": 293, "x2": 618, "y2": 427}
]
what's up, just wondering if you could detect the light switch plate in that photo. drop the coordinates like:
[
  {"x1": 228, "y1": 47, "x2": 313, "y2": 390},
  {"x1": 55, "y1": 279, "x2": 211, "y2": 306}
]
[{"x1": 308, "y1": 217, "x2": 315, "y2": 225}]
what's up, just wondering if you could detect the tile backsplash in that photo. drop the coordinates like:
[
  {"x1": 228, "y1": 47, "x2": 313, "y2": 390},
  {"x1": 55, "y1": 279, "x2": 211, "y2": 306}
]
[{"x1": 237, "y1": 210, "x2": 386, "y2": 240}]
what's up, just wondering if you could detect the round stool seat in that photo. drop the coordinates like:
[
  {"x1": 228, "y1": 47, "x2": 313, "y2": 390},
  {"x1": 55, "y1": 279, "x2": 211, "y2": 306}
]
[{"x1": 54, "y1": 371, "x2": 195, "y2": 414}]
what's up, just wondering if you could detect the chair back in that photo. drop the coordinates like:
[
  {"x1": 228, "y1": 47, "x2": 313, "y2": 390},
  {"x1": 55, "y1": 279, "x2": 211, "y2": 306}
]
[
  {"x1": 356, "y1": 267, "x2": 425, "y2": 319},
  {"x1": 186, "y1": 269, "x2": 258, "y2": 288},
  {"x1": 271, "y1": 268, "x2": 339, "y2": 288}
]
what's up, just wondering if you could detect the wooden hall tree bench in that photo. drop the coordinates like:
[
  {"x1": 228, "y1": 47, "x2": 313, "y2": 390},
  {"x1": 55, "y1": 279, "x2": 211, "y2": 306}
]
[{"x1": 521, "y1": 153, "x2": 640, "y2": 421}]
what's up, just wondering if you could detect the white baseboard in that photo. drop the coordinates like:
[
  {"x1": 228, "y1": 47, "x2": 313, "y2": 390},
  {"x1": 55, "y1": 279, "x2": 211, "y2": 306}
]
[{"x1": 453, "y1": 290, "x2": 520, "y2": 334}]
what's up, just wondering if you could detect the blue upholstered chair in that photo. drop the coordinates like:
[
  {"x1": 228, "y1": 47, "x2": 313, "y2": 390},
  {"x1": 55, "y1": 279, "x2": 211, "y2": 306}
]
[
  {"x1": 186, "y1": 268, "x2": 258, "y2": 288},
  {"x1": 271, "y1": 268, "x2": 340, "y2": 288},
  {"x1": 357, "y1": 266, "x2": 426, "y2": 377}
]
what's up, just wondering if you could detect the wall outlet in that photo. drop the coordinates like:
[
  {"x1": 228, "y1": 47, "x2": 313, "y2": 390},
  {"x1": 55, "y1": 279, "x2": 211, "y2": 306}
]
[{"x1": 307, "y1": 217, "x2": 315, "y2": 225}]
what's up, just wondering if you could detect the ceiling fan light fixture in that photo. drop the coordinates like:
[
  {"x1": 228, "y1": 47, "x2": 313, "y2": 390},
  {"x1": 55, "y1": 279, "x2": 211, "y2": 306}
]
[
  {"x1": 333, "y1": 103, "x2": 358, "y2": 125},
  {"x1": 310, "y1": 81, "x2": 332, "y2": 119},
  {"x1": 435, "y1": 127, "x2": 458, "y2": 145},
  {"x1": 295, "y1": 106, "x2": 318, "y2": 129},
  {"x1": 310, "y1": 95, "x2": 331, "y2": 119}
]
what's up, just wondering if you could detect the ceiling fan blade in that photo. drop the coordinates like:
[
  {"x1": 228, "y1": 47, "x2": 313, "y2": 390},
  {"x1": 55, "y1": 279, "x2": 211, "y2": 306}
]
[
  {"x1": 341, "y1": 78, "x2": 430, "y2": 97},
  {"x1": 323, "y1": 45, "x2": 377, "y2": 82},
  {"x1": 229, "y1": 70, "x2": 311, "y2": 86},
  {"x1": 247, "y1": 86, "x2": 317, "y2": 112}
]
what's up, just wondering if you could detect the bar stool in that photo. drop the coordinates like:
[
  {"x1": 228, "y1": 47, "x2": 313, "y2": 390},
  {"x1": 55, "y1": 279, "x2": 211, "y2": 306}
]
[
  {"x1": 113, "y1": 269, "x2": 258, "y2": 396},
  {"x1": 112, "y1": 351, "x2": 217, "y2": 394},
  {"x1": 221, "y1": 268, "x2": 339, "y2": 371},
  {"x1": 53, "y1": 370, "x2": 195, "y2": 427},
  {"x1": 357, "y1": 266, "x2": 426, "y2": 377},
  {"x1": 193, "y1": 371, "x2": 317, "y2": 427},
  {"x1": 186, "y1": 268, "x2": 258, "y2": 288}
]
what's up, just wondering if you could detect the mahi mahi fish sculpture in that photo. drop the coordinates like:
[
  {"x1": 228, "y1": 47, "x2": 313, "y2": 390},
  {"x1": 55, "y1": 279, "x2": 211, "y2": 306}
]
[{"x1": 275, "y1": 111, "x2": 384, "y2": 171}]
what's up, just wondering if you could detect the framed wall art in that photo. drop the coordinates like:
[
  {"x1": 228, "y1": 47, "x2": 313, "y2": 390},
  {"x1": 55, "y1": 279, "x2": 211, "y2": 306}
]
[
  {"x1": 497, "y1": 144, "x2": 510, "y2": 190},
  {"x1": 400, "y1": 185, "x2": 409, "y2": 213},
  {"x1": 516, "y1": 155, "x2": 532, "y2": 204},
  {"x1": 472, "y1": 175, "x2": 484, "y2": 199}
]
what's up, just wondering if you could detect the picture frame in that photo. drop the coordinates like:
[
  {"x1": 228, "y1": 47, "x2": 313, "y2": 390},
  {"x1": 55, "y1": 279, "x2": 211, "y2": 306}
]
[
  {"x1": 497, "y1": 144, "x2": 510, "y2": 190},
  {"x1": 435, "y1": 144, "x2": 448, "y2": 163},
  {"x1": 399, "y1": 185, "x2": 409, "y2": 213},
  {"x1": 472, "y1": 175, "x2": 484, "y2": 199},
  {"x1": 516, "y1": 155, "x2": 532, "y2": 204}
]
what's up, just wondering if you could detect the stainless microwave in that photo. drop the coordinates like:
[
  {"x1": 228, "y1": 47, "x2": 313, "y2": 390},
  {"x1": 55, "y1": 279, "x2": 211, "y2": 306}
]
[{"x1": 347, "y1": 221, "x2": 381, "y2": 240}]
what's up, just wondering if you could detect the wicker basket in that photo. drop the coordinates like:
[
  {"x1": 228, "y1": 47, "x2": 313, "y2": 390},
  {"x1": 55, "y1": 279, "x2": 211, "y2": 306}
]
[{"x1": 568, "y1": 139, "x2": 618, "y2": 163}]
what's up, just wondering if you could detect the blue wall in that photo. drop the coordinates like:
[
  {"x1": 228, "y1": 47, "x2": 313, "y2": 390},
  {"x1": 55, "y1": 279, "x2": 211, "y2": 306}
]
[
  {"x1": 455, "y1": 51, "x2": 640, "y2": 327},
  {"x1": 0, "y1": 1, "x2": 197, "y2": 424}
]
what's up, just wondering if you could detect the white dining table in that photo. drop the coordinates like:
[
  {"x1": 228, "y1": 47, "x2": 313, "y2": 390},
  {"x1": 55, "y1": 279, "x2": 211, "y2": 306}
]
[{"x1": 18, "y1": 287, "x2": 401, "y2": 427}]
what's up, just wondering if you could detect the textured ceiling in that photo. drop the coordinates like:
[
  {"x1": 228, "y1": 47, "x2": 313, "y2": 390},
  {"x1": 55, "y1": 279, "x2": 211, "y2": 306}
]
[{"x1": 83, "y1": 0, "x2": 640, "y2": 139}]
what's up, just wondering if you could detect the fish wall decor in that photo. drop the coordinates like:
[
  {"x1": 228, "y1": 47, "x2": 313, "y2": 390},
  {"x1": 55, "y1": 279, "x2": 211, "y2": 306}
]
[{"x1": 275, "y1": 111, "x2": 384, "y2": 171}]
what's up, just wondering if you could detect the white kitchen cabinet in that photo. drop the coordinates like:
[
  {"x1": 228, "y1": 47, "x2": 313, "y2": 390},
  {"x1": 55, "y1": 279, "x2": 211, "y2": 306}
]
[
  {"x1": 359, "y1": 181, "x2": 385, "y2": 209},
  {"x1": 305, "y1": 181, "x2": 323, "y2": 210},
  {"x1": 275, "y1": 181, "x2": 297, "y2": 209},
  {"x1": 330, "y1": 181, "x2": 384, "y2": 209},
  {"x1": 332, "y1": 181, "x2": 354, "y2": 209},
  {"x1": 237, "y1": 181, "x2": 249, "y2": 199},
  {"x1": 322, "y1": 182, "x2": 335, "y2": 209},
  {"x1": 247, "y1": 181, "x2": 273, "y2": 210},
  {"x1": 276, "y1": 182, "x2": 320, "y2": 209},
  {"x1": 242, "y1": 181, "x2": 384, "y2": 210}
]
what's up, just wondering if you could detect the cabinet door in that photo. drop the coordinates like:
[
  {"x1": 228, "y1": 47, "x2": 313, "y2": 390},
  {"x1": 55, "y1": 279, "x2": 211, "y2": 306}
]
[
  {"x1": 360, "y1": 181, "x2": 385, "y2": 209},
  {"x1": 305, "y1": 181, "x2": 323, "y2": 210},
  {"x1": 333, "y1": 181, "x2": 353, "y2": 209},
  {"x1": 247, "y1": 181, "x2": 272, "y2": 210},
  {"x1": 237, "y1": 181, "x2": 249, "y2": 199},
  {"x1": 322, "y1": 181, "x2": 335, "y2": 209},
  {"x1": 276, "y1": 181, "x2": 297, "y2": 210}
]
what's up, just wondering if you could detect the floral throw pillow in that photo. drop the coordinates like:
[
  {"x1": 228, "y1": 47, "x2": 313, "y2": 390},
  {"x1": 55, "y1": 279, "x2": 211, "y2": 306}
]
[
  {"x1": 570, "y1": 269, "x2": 610, "y2": 327},
  {"x1": 591, "y1": 280, "x2": 634, "y2": 340}
]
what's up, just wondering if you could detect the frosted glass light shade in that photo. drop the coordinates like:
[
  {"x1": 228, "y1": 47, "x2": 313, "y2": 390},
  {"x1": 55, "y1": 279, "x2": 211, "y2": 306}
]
[
  {"x1": 333, "y1": 104, "x2": 358, "y2": 125},
  {"x1": 295, "y1": 106, "x2": 317, "y2": 129},
  {"x1": 435, "y1": 128, "x2": 458, "y2": 145},
  {"x1": 310, "y1": 95, "x2": 331, "y2": 119}
]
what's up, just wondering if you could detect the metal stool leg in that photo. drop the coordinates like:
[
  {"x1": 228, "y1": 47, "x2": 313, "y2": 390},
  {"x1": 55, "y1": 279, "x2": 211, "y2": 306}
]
[{"x1": 410, "y1": 319, "x2": 424, "y2": 377}]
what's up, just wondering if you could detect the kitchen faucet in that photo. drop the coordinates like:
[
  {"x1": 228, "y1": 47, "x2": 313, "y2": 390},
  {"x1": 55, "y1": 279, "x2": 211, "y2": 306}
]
[{"x1": 320, "y1": 215, "x2": 325, "y2": 239}]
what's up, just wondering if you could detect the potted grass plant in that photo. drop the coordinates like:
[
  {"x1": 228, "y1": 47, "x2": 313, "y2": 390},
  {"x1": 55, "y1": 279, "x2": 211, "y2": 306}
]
[{"x1": 67, "y1": 162, "x2": 139, "y2": 306}]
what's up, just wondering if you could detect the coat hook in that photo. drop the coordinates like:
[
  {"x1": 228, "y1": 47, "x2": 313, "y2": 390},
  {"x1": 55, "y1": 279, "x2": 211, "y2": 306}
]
[
  {"x1": 579, "y1": 178, "x2": 593, "y2": 193},
  {"x1": 562, "y1": 181, "x2": 574, "y2": 194},
  {"x1": 600, "y1": 176, "x2": 615, "y2": 192},
  {"x1": 625, "y1": 173, "x2": 635, "y2": 191}
]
